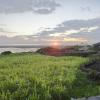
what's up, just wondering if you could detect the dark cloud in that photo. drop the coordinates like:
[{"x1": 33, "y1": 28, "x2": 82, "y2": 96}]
[
  {"x1": 32, "y1": 0, "x2": 60, "y2": 14},
  {"x1": 0, "y1": 18, "x2": 100, "y2": 45},
  {"x1": 0, "y1": 0, "x2": 60, "y2": 14},
  {"x1": 36, "y1": 18, "x2": 100, "y2": 43},
  {"x1": 69, "y1": 27, "x2": 100, "y2": 43},
  {"x1": 37, "y1": 18, "x2": 100, "y2": 35}
]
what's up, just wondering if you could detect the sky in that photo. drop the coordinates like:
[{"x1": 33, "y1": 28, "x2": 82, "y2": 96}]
[{"x1": 0, "y1": 0, "x2": 100, "y2": 45}]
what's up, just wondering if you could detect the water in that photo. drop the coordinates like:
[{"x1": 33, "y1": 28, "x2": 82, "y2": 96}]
[{"x1": 0, "y1": 48, "x2": 39, "y2": 53}]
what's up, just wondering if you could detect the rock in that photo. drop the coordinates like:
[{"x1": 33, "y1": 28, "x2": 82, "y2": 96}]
[
  {"x1": 71, "y1": 96, "x2": 100, "y2": 100},
  {"x1": 71, "y1": 98, "x2": 87, "y2": 100},
  {"x1": 88, "y1": 96, "x2": 100, "y2": 100}
]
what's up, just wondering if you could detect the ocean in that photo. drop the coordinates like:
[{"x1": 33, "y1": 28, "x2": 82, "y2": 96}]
[{"x1": 0, "y1": 48, "x2": 39, "y2": 53}]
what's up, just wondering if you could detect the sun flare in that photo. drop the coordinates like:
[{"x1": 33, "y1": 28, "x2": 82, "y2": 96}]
[
  {"x1": 49, "y1": 39, "x2": 60, "y2": 48},
  {"x1": 53, "y1": 42, "x2": 58, "y2": 46}
]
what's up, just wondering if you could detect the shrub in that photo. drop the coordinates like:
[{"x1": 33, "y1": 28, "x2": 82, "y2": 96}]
[
  {"x1": 88, "y1": 70, "x2": 100, "y2": 81},
  {"x1": 36, "y1": 49, "x2": 44, "y2": 54},
  {"x1": 1, "y1": 51, "x2": 12, "y2": 55}
]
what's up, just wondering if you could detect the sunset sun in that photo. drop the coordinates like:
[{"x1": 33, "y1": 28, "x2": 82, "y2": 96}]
[
  {"x1": 51, "y1": 40, "x2": 60, "y2": 48},
  {"x1": 53, "y1": 42, "x2": 58, "y2": 46}
]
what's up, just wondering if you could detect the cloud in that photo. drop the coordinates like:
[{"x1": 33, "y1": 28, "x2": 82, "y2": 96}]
[
  {"x1": 32, "y1": 0, "x2": 60, "y2": 14},
  {"x1": 0, "y1": 18, "x2": 100, "y2": 45},
  {"x1": 0, "y1": 35, "x2": 35, "y2": 45},
  {"x1": 0, "y1": 35, "x2": 86, "y2": 46},
  {"x1": 37, "y1": 18, "x2": 100, "y2": 36},
  {"x1": 69, "y1": 27, "x2": 100, "y2": 44},
  {"x1": 0, "y1": 0, "x2": 60, "y2": 14},
  {"x1": 0, "y1": 27, "x2": 17, "y2": 36},
  {"x1": 0, "y1": 24, "x2": 6, "y2": 27},
  {"x1": 49, "y1": 26, "x2": 99, "y2": 37},
  {"x1": 0, "y1": 35, "x2": 60, "y2": 45},
  {"x1": 80, "y1": 6, "x2": 92, "y2": 12},
  {"x1": 64, "y1": 37, "x2": 88, "y2": 42},
  {"x1": 36, "y1": 18, "x2": 100, "y2": 43},
  {"x1": 87, "y1": 26, "x2": 98, "y2": 32}
]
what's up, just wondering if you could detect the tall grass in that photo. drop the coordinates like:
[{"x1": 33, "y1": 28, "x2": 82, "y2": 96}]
[{"x1": 0, "y1": 53, "x2": 99, "y2": 100}]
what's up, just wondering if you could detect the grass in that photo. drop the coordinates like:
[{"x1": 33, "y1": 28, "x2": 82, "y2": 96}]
[{"x1": 0, "y1": 53, "x2": 100, "y2": 100}]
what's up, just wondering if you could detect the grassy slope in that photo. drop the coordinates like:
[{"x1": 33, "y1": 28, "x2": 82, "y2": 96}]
[{"x1": 0, "y1": 53, "x2": 100, "y2": 100}]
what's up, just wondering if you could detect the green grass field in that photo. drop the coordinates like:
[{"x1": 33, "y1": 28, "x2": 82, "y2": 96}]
[{"x1": 0, "y1": 53, "x2": 100, "y2": 100}]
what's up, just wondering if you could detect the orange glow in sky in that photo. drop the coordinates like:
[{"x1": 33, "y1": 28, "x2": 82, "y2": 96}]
[
  {"x1": 53, "y1": 42, "x2": 59, "y2": 47},
  {"x1": 49, "y1": 39, "x2": 60, "y2": 47},
  {"x1": 64, "y1": 38, "x2": 88, "y2": 42}
]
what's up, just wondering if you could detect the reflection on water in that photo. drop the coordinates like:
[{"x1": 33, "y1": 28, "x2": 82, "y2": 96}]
[{"x1": 0, "y1": 48, "x2": 39, "y2": 53}]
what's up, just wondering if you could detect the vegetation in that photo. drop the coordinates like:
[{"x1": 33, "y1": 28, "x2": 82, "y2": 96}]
[
  {"x1": 0, "y1": 53, "x2": 100, "y2": 100},
  {"x1": 81, "y1": 55, "x2": 100, "y2": 81},
  {"x1": 1, "y1": 51, "x2": 12, "y2": 55},
  {"x1": 36, "y1": 47, "x2": 97, "y2": 57}
]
